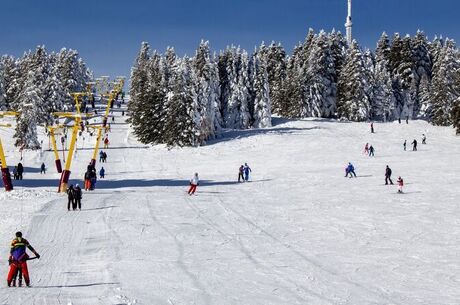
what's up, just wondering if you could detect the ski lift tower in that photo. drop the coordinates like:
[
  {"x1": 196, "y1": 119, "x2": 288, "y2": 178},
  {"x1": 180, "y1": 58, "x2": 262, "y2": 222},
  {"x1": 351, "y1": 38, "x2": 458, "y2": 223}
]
[
  {"x1": 0, "y1": 111, "x2": 19, "y2": 191},
  {"x1": 345, "y1": 0, "x2": 353, "y2": 45}
]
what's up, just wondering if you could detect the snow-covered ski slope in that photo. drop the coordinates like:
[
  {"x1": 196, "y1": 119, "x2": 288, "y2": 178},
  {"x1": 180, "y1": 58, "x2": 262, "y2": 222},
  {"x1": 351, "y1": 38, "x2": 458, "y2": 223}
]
[{"x1": 1, "y1": 109, "x2": 459, "y2": 305}]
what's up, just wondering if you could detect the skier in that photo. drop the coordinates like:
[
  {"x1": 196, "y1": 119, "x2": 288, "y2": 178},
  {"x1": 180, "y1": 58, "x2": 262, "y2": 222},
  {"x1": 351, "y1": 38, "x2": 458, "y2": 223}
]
[
  {"x1": 84, "y1": 171, "x2": 91, "y2": 191},
  {"x1": 345, "y1": 162, "x2": 357, "y2": 178},
  {"x1": 40, "y1": 162, "x2": 46, "y2": 174},
  {"x1": 17, "y1": 162, "x2": 24, "y2": 180},
  {"x1": 103, "y1": 151, "x2": 107, "y2": 163},
  {"x1": 67, "y1": 185, "x2": 75, "y2": 211},
  {"x1": 397, "y1": 176, "x2": 404, "y2": 193},
  {"x1": 238, "y1": 165, "x2": 244, "y2": 182},
  {"x1": 7, "y1": 232, "x2": 40, "y2": 287},
  {"x1": 100, "y1": 167, "x2": 105, "y2": 179},
  {"x1": 403, "y1": 140, "x2": 407, "y2": 151},
  {"x1": 385, "y1": 165, "x2": 394, "y2": 185},
  {"x1": 370, "y1": 123, "x2": 374, "y2": 133},
  {"x1": 74, "y1": 184, "x2": 82, "y2": 210},
  {"x1": 13, "y1": 166, "x2": 18, "y2": 180},
  {"x1": 364, "y1": 143, "x2": 369, "y2": 155},
  {"x1": 90, "y1": 170, "x2": 97, "y2": 190},
  {"x1": 422, "y1": 134, "x2": 427, "y2": 144},
  {"x1": 188, "y1": 173, "x2": 199, "y2": 195},
  {"x1": 243, "y1": 163, "x2": 252, "y2": 182},
  {"x1": 99, "y1": 150, "x2": 104, "y2": 163},
  {"x1": 406, "y1": 116, "x2": 409, "y2": 124},
  {"x1": 412, "y1": 139, "x2": 418, "y2": 151},
  {"x1": 103, "y1": 137, "x2": 109, "y2": 149},
  {"x1": 368, "y1": 145, "x2": 375, "y2": 157}
]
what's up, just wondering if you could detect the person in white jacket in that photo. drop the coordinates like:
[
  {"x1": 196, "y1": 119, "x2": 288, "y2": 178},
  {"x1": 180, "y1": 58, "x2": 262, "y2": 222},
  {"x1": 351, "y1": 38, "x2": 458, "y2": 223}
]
[{"x1": 188, "y1": 173, "x2": 199, "y2": 195}]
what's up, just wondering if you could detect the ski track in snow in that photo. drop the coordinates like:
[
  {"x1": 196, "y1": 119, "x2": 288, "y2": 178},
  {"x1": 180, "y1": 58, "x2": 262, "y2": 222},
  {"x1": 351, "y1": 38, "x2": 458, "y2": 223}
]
[{"x1": 1, "y1": 109, "x2": 460, "y2": 304}]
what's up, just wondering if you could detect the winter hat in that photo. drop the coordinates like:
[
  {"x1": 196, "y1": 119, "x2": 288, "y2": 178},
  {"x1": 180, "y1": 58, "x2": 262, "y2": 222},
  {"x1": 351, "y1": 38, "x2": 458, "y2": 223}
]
[{"x1": 15, "y1": 232, "x2": 22, "y2": 237}]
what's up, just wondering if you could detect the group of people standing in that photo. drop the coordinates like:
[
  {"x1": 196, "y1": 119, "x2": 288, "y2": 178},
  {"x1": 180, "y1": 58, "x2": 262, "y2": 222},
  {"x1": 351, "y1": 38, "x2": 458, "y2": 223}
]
[
  {"x1": 84, "y1": 164, "x2": 98, "y2": 191},
  {"x1": 99, "y1": 150, "x2": 108, "y2": 163},
  {"x1": 403, "y1": 134, "x2": 426, "y2": 151},
  {"x1": 12, "y1": 163, "x2": 24, "y2": 180},
  {"x1": 66, "y1": 184, "x2": 83, "y2": 211}
]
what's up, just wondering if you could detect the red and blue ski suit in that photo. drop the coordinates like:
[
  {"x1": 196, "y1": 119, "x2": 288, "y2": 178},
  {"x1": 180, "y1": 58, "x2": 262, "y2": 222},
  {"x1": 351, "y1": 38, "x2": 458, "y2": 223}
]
[{"x1": 7, "y1": 237, "x2": 39, "y2": 287}]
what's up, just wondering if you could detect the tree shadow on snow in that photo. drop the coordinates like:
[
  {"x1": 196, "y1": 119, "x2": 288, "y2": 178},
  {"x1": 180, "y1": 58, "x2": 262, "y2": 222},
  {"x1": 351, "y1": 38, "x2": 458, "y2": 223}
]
[
  {"x1": 6, "y1": 178, "x2": 272, "y2": 190},
  {"x1": 207, "y1": 126, "x2": 321, "y2": 145}
]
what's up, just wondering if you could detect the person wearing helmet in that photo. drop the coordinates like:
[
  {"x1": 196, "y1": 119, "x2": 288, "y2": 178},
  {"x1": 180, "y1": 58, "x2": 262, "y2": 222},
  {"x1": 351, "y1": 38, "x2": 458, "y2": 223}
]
[
  {"x1": 188, "y1": 173, "x2": 199, "y2": 195},
  {"x1": 7, "y1": 232, "x2": 40, "y2": 287}
]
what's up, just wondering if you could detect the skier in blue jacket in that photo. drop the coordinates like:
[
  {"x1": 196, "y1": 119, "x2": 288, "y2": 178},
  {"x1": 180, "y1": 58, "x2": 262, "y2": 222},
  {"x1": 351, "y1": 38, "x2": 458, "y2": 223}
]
[{"x1": 345, "y1": 162, "x2": 357, "y2": 178}]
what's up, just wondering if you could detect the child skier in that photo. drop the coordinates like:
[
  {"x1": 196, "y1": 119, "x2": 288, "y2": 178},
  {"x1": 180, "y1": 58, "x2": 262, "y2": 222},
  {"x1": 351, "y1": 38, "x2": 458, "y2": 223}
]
[
  {"x1": 422, "y1": 134, "x2": 427, "y2": 144},
  {"x1": 7, "y1": 232, "x2": 40, "y2": 287},
  {"x1": 397, "y1": 176, "x2": 404, "y2": 193},
  {"x1": 364, "y1": 143, "x2": 369, "y2": 155},
  {"x1": 188, "y1": 173, "x2": 199, "y2": 195}
]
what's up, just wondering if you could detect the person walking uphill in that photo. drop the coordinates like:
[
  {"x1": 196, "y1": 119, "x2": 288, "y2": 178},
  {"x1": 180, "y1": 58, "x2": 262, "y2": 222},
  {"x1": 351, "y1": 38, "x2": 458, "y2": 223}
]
[
  {"x1": 7, "y1": 232, "x2": 40, "y2": 287},
  {"x1": 67, "y1": 185, "x2": 75, "y2": 211},
  {"x1": 243, "y1": 163, "x2": 252, "y2": 182},
  {"x1": 238, "y1": 165, "x2": 244, "y2": 182},
  {"x1": 188, "y1": 173, "x2": 199, "y2": 195},
  {"x1": 385, "y1": 165, "x2": 394, "y2": 185}
]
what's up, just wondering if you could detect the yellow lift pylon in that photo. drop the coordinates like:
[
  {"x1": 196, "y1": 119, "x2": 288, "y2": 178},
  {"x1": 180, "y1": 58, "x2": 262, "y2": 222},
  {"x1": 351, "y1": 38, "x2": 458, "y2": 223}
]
[
  {"x1": 54, "y1": 93, "x2": 94, "y2": 192},
  {"x1": 0, "y1": 111, "x2": 20, "y2": 191}
]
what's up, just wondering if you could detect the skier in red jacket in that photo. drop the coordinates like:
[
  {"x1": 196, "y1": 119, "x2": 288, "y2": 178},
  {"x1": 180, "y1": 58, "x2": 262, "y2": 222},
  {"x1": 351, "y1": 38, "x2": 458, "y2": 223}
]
[{"x1": 397, "y1": 176, "x2": 404, "y2": 193}]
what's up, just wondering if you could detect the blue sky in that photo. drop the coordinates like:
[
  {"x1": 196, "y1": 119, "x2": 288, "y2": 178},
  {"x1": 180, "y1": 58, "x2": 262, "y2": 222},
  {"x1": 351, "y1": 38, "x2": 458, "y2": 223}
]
[{"x1": 1, "y1": 0, "x2": 458, "y2": 80}]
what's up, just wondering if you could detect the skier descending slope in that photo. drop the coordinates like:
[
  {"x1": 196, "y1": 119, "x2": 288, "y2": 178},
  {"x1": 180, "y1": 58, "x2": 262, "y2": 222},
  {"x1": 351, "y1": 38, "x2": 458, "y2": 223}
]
[
  {"x1": 397, "y1": 176, "x2": 404, "y2": 193},
  {"x1": 7, "y1": 232, "x2": 40, "y2": 287},
  {"x1": 345, "y1": 162, "x2": 357, "y2": 178},
  {"x1": 188, "y1": 173, "x2": 199, "y2": 195}
]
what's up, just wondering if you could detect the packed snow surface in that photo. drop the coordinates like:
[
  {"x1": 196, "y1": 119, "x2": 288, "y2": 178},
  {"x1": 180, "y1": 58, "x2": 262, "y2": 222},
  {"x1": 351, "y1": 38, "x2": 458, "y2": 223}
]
[{"x1": 1, "y1": 111, "x2": 459, "y2": 305}]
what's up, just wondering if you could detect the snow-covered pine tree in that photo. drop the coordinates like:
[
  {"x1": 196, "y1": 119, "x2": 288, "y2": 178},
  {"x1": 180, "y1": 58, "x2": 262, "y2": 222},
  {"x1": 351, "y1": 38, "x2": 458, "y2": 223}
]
[
  {"x1": 128, "y1": 42, "x2": 151, "y2": 144},
  {"x1": 417, "y1": 74, "x2": 431, "y2": 118},
  {"x1": 14, "y1": 71, "x2": 42, "y2": 149},
  {"x1": 0, "y1": 56, "x2": 18, "y2": 110},
  {"x1": 219, "y1": 46, "x2": 251, "y2": 129},
  {"x1": 411, "y1": 31, "x2": 432, "y2": 115},
  {"x1": 251, "y1": 52, "x2": 272, "y2": 128},
  {"x1": 337, "y1": 41, "x2": 371, "y2": 121},
  {"x1": 163, "y1": 57, "x2": 200, "y2": 147},
  {"x1": 372, "y1": 62, "x2": 395, "y2": 121},
  {"x1": 375, "y1": 32, "x2": 391, "y2": 69},
  {"x1": 281, "y1": 45, "x2": 303, "y2": 118},
  {"x1": 258, "y1": 41, "x2": 286, "y2": 114},
  {"x1": 430, "y1": 39, "x2": 460, "y2": 126},
  {"x1": 193, "y1": 40, "x2": 221, "y2": 140},
  {"x1": 303, "y1": 31, "x2": 337, "y2": 118},
  {"x1": 43, "y1": 52, "x2": 67, "y2": 124},
  {"x1": 452, "y1": 97, "x2": 460, "y2": 135}
]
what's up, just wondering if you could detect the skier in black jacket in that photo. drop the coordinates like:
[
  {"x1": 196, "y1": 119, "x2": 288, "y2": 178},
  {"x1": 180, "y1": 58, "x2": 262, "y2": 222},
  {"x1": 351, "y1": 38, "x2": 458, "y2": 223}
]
[
  {"x1": 74, "y1": 184, "x2": 82, "y2": 210},
  {"x1": 67, "y1": 185, "x2": 75, "y2": 211},
  {"x1": 385, "y1": 165, "x2": 394, "y2": 185}
]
